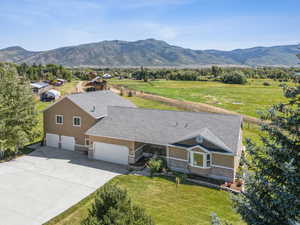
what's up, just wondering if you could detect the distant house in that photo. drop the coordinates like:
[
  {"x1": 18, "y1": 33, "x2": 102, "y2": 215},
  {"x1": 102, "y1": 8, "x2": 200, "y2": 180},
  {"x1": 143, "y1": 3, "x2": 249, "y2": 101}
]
[
  {"x1": 102, "y1": 73, "x2": 112, "y2": 79},
  {"x1": 30, "y1": 82, "x2": 51, "y2": 95},
  {"x1": 85, "y1": 76, "x2": 108, "y2": 91}
]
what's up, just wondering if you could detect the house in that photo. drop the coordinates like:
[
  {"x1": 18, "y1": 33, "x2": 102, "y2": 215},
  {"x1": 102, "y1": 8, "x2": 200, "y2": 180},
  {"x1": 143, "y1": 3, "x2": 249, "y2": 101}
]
[
  {"x1": 43, "y1": 91, "x2": 243, "y2": 182},
  {"x1": 85, "y1": 76, "x2": 108, "y2": 91},
  {"x1": 30, "y1": 82, "x2": 51, "y2": 95}
]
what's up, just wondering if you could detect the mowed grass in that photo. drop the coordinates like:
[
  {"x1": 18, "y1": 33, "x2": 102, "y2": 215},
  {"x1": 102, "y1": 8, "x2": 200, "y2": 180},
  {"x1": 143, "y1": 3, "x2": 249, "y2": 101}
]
[
  {"x1": 45, "y1": 176, "x2": 245, "y2": 225},
  {"x1": 111, "y1": 79, "x2": 292, "y2": 118}
]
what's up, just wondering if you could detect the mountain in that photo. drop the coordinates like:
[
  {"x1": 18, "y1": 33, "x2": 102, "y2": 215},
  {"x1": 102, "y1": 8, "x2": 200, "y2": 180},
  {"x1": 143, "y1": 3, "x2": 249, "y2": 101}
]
[
  {"x1": 0, "y1": 39, "x2": 299, "y2": 67},
  {"x1": 0, "y1": 46, "x2": 38, "y2": 63}
]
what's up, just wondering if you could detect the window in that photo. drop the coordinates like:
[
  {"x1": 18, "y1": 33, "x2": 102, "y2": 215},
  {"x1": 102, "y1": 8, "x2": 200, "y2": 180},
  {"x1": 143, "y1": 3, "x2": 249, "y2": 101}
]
[
  {"x1": 56, "y1": 115, "x2": 63, "y2": 124},
  {"x1": 85, "y1": 138, "x2": 90, "y2": 146},
  {"x1": 191, "y1": 152, "x2": 211, "y2": 168},
  {"x1": 193, "y1": 153, "x2": 204, "y2": 167},
  {"x1": 73, "y1": 116, "x2": 81, "y2": 127},
  {"x1": 206, "y1": 154, "x2": 211, "y2": 167}
]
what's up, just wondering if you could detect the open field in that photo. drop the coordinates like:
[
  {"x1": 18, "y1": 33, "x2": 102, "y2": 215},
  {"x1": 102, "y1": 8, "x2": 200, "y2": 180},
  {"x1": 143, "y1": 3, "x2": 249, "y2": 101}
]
[
  {"x1": 45, "y1": 175, "x2": 245, "y2": 225},
  {"x1": 110, "y1": 79, "x2": 292, "y2": 118}
]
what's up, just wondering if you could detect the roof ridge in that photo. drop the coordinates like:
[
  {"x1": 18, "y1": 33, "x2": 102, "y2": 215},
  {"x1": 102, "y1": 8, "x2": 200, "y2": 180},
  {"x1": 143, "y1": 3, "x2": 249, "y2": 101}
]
[
  {"x1": 67, "y1": 90, "x2": 113, "y2": 98},
  {"x1": 107, "y1": 105, "x2": 243, "y2": 119}
]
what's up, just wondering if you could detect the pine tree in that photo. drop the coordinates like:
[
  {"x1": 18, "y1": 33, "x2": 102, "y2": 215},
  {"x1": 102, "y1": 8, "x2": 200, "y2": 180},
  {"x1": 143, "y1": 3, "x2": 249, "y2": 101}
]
[
  {"x1": 233, "y1": 85, "x2": 300, "y2": 225},
  {"x1": 82, "y1": 184, "x2": 154, "y2": 225},
  {"x1": 0, "y1": 65, "x2": 38, "y2": 154}
]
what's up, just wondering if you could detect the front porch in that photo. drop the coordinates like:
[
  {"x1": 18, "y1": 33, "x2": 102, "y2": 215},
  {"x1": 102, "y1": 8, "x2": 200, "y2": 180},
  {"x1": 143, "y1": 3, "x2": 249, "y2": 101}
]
[{"x1": 129, "y1": 142, "x2": 167, "y2": 165}]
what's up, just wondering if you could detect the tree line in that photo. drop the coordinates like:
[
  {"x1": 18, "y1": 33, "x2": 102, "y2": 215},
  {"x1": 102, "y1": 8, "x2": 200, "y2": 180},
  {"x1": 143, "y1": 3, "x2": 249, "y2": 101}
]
[{"x1": 16, "y1": 62, "x2": 73, "y2": 81}]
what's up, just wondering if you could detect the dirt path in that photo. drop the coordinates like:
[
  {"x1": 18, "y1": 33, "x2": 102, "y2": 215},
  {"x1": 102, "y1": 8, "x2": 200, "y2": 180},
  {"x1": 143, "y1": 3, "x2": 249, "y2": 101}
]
[
  {"x1": 109, "y1": 85, "x2": 263, "y2": 125},
  {"x1": 76, "y1": 81, "x2": 85, "y2": 93}
]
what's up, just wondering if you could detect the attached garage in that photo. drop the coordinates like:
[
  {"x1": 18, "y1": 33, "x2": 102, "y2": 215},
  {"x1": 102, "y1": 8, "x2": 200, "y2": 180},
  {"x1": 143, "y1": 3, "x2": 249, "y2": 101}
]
[
  {"x1": 93, "y1": 142, "x2": 129, "y2": 165},
  {"x1": 46, "y1": 133, "x2": 59, "y2": 148},
  {"x1": 61, "y1": 136, "x2": 75, "y2": 151}
]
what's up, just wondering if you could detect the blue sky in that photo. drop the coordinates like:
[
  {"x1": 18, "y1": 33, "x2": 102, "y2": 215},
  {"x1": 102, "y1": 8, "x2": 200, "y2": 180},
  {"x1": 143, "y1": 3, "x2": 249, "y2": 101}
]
[{"x1": 1, "y1": 0, "x2": 299, "y2": 51}]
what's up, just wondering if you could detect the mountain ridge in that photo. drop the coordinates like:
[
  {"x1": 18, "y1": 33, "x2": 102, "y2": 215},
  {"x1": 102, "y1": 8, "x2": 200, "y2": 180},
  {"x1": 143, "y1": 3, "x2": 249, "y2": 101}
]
[{"x1": 0, "y1": 39, "x2": 299, "y2": 67}]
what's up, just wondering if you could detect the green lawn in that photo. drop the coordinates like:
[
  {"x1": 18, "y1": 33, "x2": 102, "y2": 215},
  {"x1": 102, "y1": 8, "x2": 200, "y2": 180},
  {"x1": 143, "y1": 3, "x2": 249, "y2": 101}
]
[
  {"x1": 111, "y1": 79, "x2": 291, "y2": 118},
  {"x1": 45, "y1": 175, "x2": 245, "y2": 225},
  {"x1": 54, "y1": 80, "x2": 80, "y2": 96}
]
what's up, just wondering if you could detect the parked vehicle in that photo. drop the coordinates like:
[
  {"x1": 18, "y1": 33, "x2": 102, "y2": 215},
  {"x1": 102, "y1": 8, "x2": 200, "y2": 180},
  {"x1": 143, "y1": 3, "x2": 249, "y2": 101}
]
[{"x1": 40, "y1": 89, "x2": 61, "y2": 102}]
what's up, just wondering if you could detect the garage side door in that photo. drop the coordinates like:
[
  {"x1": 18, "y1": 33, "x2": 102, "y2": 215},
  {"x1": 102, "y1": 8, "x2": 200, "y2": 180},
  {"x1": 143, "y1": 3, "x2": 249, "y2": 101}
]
[
  {"x1": 94, "y1": 142, "x2": 129, "y2": 165},
  {"x1": 46, "y1": 133, "x2": 59, "y2": 148},
  {"x1": 61, "y1": 136, "x2": 75, "y2": 151}
]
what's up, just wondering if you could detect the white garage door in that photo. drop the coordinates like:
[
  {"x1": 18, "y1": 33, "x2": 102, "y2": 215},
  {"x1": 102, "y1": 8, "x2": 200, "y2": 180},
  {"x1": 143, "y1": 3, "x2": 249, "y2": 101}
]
[
  {"x1": 94, "y1": 142, "x2": 129, "y2": 165},
  {"x1": 61, "y1": 136, "x2": 75, "y2": 151},
  {"x1": 46, "y1": 133, "x2": 59, "y2": 148}
]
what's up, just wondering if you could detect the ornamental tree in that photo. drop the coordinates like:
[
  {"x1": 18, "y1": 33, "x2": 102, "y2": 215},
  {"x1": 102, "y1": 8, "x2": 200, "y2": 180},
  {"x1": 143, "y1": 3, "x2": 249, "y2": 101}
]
[
  {"x1": 0, "y1": 65, "x2": 38, "y2": 154},
  {"x1": 82, "y1": 184, "x2": 154, "y2": 225}
]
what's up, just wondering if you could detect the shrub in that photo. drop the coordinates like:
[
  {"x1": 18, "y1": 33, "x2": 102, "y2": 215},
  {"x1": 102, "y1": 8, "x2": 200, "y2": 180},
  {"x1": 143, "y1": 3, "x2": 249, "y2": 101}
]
[
  {"x1": 82, "y1": 184, "x2": 154, "y2": 225},
  {"x1": 147, "y1": 158, "x2": 163, "y2": 177},
  {"x1": 173, "y1": 172, "x2": 187, "y2": 188},
  {"x1": 128, "y1": 90, "x2": 133, "y2": 97},
  {"x1": 221, "y1": 71, "x2": 247, "y2": 84}
]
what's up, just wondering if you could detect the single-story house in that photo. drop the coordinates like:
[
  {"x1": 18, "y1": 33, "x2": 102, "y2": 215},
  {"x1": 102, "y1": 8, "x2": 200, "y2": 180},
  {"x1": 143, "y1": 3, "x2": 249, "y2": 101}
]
[
  {"x1": 43, "y1": 91, "x2": 243, "y2": 182},
  {"x1": 31, "y1": 82, "x2": 51, "y2": 95}
]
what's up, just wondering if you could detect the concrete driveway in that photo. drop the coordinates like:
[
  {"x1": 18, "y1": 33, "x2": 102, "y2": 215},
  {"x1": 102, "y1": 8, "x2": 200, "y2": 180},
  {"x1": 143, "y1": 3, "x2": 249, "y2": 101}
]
[{"x1": 0, "y1": 147, "x2": 127, "y2": 225}]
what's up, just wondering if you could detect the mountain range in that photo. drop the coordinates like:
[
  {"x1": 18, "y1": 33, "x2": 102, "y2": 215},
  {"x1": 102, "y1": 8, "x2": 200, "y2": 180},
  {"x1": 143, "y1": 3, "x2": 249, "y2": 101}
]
[{"x1": 0, "y1": 39, "x2": 299, "y2": 67}]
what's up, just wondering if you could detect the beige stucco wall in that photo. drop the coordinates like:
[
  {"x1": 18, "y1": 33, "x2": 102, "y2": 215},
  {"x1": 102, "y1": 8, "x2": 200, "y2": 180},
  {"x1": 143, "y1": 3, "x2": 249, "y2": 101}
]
[{"x1": 44, "y1": 97, "x2": 97, "y2": 145}]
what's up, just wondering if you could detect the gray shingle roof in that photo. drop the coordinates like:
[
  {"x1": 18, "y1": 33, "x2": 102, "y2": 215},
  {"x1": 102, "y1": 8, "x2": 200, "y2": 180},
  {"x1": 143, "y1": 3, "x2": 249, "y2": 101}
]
[
  {"x1": 86, "y1": 106, "x2": 243, "y2": 154},
  {"x1": 67, "y1": 91, "x2": 136, "y2": 118},
  {"x1": 173, "y1": 128, "x2": 232, "y2": 152}
]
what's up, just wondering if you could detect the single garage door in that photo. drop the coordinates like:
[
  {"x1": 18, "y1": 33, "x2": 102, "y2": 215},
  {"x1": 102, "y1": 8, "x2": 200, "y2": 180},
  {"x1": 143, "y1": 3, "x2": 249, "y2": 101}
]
[
  {"x1": 61, "y1": 136, "x2": 75, "y2": 151},
  {"x1": 46, "y1": 133, "x2": 59, "y2": 148},
  {"x1": 94, "y1": 142, "x2": 129, "y2": 165}
]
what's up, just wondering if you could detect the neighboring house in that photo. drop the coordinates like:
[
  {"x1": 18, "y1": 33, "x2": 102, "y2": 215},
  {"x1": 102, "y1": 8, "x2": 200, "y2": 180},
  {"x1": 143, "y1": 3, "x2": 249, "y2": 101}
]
[
  {"x1": 43, "y1": 91, "x2": 243, "y2": 182},
  {"x1": 31, "y1": 82, "x2": 51, "y2": 95},
  {"x1": 85, "y1": 76, "x2": 108, "y2": 91}
]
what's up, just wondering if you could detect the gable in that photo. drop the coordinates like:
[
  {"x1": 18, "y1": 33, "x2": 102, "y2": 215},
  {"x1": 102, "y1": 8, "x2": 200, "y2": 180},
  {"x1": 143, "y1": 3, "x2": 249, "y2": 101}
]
[{"x1": 44, "y1": 97, "x2": 96, "y2": 121}]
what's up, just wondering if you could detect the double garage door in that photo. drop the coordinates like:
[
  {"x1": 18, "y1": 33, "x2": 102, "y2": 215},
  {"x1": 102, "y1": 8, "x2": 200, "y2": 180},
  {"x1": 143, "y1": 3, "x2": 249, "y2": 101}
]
[
  {"x1": 45, "y1": 133, "x2": 75, "y2": 151},
  {"x1": 93, "y1": 142, "x2": 129, "y2": 165},
  {"x1": 45, "y1": 134, "x2": 129, "y2": 165}
]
